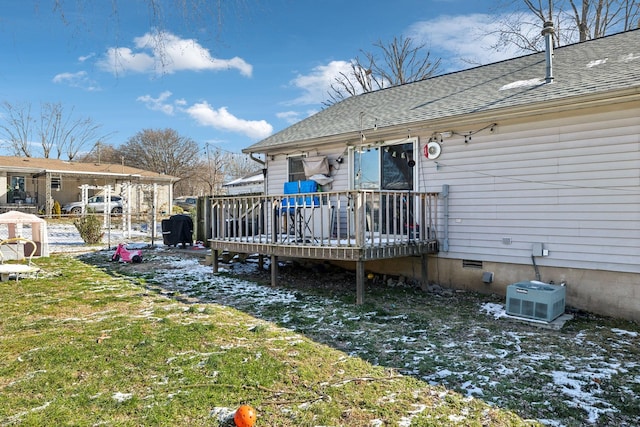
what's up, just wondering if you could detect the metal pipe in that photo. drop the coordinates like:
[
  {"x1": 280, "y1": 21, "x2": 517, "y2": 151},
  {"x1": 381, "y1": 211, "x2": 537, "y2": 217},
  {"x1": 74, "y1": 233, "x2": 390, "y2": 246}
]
[
  {"x1": 441, "y1": 184, "x2": 449, "y2": 252},
  {"x1": 542, "y1": 20, "x2": 555, "y2": 83}
]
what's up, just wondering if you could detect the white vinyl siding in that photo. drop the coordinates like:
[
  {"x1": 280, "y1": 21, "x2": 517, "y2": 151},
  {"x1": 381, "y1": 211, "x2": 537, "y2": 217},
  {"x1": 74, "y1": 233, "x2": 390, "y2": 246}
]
[
  {"x1": 266, "y1": 145, "x2": 349, "y2": 195},
  {"x1": 419, "y1": 106, "x2": 640, "y2": 273}
]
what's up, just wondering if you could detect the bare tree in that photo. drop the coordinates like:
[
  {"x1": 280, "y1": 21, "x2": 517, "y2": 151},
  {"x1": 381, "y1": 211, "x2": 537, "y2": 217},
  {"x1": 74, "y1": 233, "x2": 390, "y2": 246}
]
[
  {"x1": 79, "y1": 141, "x2": 122, "y2": 164},
  {"x1": 63, "y1": 117, "x2": 110, "y2": 161},
  {"x1": 0, "y1": 101, "x2": 35, "y2": 157},
  {"x1": 326, "y1": 36, "x2": 441, "y2": 105},
  {"x1": 201, "y1": 146, "x2": 227, "y2": 195},
  {"x1": 38, "y1": 102, "x2": 110, "y2": 160},
  {"x1": 1, "y1": 101, "x2": 109, "y2": 159},
  {"x1": 224, "y1": 152, "x2": 259, "y2": 179},
  {"x1": 120, "y1": 128, "x2": 200, "y2": 178},
  {"x1": 490, "y1": 0, "x2": 640, "y2": 54}
]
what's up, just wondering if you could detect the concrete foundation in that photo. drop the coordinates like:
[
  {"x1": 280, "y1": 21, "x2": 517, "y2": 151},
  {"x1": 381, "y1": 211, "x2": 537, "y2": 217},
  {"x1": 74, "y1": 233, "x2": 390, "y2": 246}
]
[{"x1": 332, "y1": 256, "x2": 640, "y2": 323}]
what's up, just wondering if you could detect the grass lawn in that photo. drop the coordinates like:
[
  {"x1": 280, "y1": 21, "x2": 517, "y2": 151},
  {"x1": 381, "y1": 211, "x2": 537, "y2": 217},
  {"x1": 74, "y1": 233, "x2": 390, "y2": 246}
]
[{"x1": 0, "y1": 254, "x2": 539, "y2": 426}]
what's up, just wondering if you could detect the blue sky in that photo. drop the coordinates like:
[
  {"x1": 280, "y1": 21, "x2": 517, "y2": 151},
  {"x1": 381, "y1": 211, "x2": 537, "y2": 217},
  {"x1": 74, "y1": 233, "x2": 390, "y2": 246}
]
[{"x1": 0, "y1": 0, "x2": 524, "y2": 158}]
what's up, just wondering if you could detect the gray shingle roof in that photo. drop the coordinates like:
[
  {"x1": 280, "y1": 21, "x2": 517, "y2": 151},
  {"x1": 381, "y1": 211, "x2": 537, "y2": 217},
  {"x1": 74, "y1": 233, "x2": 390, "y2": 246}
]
[
  {"x1": 245, "y1": 29, "x2": 640, "y2": 153},
  {"x1": 0, "y1": 156, "x2": 179, "y2": 181}
]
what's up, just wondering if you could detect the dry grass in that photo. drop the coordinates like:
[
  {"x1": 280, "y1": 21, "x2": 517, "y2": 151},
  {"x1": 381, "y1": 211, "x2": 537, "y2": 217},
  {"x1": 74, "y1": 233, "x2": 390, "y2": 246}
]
[{"x1": 0, "y1": 253, "x2": 539, "y2": 426}]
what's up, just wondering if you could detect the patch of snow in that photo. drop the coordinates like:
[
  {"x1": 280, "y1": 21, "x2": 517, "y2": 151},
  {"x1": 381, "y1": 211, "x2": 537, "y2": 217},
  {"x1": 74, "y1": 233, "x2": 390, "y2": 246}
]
[
  {"x1": 112, "y1": 392, "x2": 133, "y2": 402},
  {"x1": 2, "y1": 401, "x2": 51, "y2": 425},
  {"x1": 619, "y1": 53, "x2": 640, "y2": 62},
  {"x1": 499, "y1": 78, "x2": 545, "y2": 90},
  {"x1": 397, "y1": 404, "x2": 427, "y2": 427},
  {"x1": 611, "y1": 328, "x2": 638, "y2": 338},
  {"x1": 461, "y1": 381, "x2": 483, "y2": 397},
  {"x1": 586, "y1": 58, "x2": 608, "y2": 68},
  {"x1": 551, "y1": 370, "x2": 616, "y2": 423},
  {"x1": 479, "y1": 302, "x2": 506, "y2": 319},
  {"x1": 209, "y1": 406, "x2": 235, "y2": 423}
]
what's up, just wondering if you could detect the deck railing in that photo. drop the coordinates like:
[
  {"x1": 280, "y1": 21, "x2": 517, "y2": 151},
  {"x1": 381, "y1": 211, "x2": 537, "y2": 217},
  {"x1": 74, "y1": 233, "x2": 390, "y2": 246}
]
[{"x1": 209, "y1": 190, "x2": 439, "y2": 250}]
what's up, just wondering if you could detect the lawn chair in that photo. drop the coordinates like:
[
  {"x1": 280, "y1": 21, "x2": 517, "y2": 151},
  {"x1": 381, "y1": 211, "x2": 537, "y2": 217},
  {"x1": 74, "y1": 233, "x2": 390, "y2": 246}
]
[
  {"x1": 297, "y1": 180, "x2": 321, "y2": 242},
  {"x1": 0, "y1": 237, "x2": 41, "y2": 281},
  {"x1": 281, "y1": 181, "x2": 300, "y2": 239}
]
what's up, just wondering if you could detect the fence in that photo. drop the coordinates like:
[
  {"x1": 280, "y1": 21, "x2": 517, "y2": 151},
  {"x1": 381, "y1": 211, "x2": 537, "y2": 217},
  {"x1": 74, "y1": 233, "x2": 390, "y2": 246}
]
[{"x1": 0, "y1": 213, "x2": 175, "y2": 254}]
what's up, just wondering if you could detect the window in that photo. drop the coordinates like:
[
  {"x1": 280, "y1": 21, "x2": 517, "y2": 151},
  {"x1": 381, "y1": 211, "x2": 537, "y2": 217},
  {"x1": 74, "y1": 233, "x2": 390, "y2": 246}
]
[
  {"x1": 288, "y1": 156, "x2": 306, "y2": 182},
  {"x1": 10, "y1": 176, "x2": 25, "y2": 191},
  {"x1": 51, "y1": 177, "x2": 62, "y2": 191},
  {"x1": 382, "y1": 143, "x2": 414, "y2": 190},
  {"x1": 353, "y1": 139, "x2": 415, "y2": 190},
  {"x1": 354, "y1": 149, "x2": 380, "y2": 189},
  {"x1": 9, "y1": 176, "x2": 26, "y2": 203}
]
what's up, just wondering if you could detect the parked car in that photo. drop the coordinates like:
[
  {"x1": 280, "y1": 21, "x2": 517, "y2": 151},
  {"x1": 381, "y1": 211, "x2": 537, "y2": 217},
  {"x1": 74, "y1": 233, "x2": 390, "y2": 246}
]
[
  {"x1": 62, "y1": 195, "x2": 123, "y2": 215},
  {"x1": 173, "y1": 196, "x2": 197, "y2": 211}
]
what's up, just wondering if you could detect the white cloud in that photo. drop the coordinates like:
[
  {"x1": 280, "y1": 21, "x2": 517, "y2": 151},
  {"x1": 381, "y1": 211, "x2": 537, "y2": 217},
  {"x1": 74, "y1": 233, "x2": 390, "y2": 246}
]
[
  {"x1": 78, "y1": 53, "x2": 95, "y2": 62},
  {"x1": 283, "y1": 13, "x2": 529, "y2": 109},
  {"x1": 276, "y1": 109, "x2": 318, "y2": 125},
  {"x1": 137, "y1": 91, "x2": 176, "y2": 115},
  {"x1": 52, "y1": 71, "x2": 100, "y2": 91},
  {"x1": 137, "y1": 92, "x2": 272, "y2": 139},
  {"x1": 97, "y1": 31, "x2": 252, "y2": 77},
  {"x1": 287, "y1": 60, "x2": 352, "y2": 106},
  {"x1": 186, "y1": 101, "x2": 273, "y2": 140},
  {"x1": 407, "y1": 13, "x2": 532, "y2": 72},
  {"x1": 276, "y1": 111, "x2": 302, "y2": 124}
]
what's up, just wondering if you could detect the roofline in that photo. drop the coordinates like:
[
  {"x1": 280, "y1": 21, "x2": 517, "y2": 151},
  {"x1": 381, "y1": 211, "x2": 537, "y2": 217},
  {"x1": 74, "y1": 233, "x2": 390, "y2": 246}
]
[
  {"x1": 243, "y1": 86, "x2": 640, "y2": 155},
  {"x1": 0, "y1": 166, "x2": 179, "y2": 182},
  {"x1": 36, "y1": 169, "x2": 179, "y2": 181}
]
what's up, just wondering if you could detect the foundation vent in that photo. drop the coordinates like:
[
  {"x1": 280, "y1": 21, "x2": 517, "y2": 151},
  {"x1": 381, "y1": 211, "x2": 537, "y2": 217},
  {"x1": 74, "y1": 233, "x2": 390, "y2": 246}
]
[{"x1": 462, "y1": 259, "x2": 483, "y2": 269}]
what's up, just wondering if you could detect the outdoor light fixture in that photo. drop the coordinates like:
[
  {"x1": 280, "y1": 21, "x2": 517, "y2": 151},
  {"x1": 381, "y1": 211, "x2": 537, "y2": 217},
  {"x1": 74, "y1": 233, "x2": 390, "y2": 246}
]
[{"x1": 453, "y1": 122, "x2": 497, "y2": 143}]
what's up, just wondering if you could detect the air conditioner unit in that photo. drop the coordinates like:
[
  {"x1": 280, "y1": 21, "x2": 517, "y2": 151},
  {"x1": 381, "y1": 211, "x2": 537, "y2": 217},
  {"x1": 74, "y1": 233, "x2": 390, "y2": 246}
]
[{"x1": 506, "y1": 281, "x2": 566, "y2": 322}]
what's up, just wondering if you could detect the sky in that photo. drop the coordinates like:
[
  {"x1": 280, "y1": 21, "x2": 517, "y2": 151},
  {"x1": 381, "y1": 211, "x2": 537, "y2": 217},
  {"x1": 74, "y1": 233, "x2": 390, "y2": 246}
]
[{"x1": 0, "y1": 0, "x2": 526, "y2": 159}]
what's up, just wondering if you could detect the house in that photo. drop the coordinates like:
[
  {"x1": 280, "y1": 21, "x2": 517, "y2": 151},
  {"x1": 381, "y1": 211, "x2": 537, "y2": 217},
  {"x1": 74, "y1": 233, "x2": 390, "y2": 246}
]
[
  {"x1": 222, "y1": 170, "x2": 265, "y2": 195},
  {"x1": 0, "y1": 156, "x2": 179, "y2": 217},
  {"x1": 209, "y1": 27, "x2": 640, "y2": 321}
]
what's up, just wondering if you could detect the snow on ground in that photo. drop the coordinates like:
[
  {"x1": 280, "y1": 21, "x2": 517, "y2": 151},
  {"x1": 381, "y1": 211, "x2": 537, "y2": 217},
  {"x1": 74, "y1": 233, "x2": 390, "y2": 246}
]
[{"x1": 47, "y1": 224, "x2": 640, "y2": 426}]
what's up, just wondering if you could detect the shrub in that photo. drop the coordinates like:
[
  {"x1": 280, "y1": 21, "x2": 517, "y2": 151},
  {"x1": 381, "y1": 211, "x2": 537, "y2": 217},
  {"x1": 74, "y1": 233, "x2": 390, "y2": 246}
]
[
  {"x1": 74, "y1": 214, "x2": 103, "y2": 244},
  {"x1": 53, "y1": 200, "x2": 62, "y2": 218}
]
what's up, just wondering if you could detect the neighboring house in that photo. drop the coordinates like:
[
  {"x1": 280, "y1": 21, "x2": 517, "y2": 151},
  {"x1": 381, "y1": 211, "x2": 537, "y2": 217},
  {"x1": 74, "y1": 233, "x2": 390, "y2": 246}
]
[
  {"x1": 210, "y1": 27, "x2": 640, "y2": 321},
  {"x1": 222, "y1": 170, "x2": 265, "y2": 195},
  {"x1": 0, "y1": 156, "x2": 179, "y2": 217}
]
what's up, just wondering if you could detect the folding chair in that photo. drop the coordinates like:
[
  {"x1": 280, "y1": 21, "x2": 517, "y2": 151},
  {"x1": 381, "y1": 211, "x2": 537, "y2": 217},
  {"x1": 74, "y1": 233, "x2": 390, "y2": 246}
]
[
  {"x1": 297, "y1": 180, "x2": 320, "y2": 242},
  {"x1": 281, "y1": 181, "x2": 299, "y2": 240}
]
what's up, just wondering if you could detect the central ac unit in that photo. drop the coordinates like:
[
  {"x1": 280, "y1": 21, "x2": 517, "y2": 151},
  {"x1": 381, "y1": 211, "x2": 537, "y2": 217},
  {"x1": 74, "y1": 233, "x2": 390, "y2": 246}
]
[{"x1": 506, "y1": 281, "x2": 566, "y2": 322}]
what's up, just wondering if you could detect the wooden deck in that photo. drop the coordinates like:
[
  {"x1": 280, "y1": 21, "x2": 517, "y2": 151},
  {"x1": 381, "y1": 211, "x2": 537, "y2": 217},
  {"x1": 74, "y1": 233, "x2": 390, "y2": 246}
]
[{"x1": 208, "y1": 190, "x2": 441, "y2": 303}]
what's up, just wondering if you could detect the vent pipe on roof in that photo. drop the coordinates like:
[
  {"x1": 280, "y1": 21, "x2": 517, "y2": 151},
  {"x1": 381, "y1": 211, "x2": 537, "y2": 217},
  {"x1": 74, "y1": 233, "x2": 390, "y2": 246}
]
[{"x1": 542, "y1": 20, "x2": 554, "y2": 83}]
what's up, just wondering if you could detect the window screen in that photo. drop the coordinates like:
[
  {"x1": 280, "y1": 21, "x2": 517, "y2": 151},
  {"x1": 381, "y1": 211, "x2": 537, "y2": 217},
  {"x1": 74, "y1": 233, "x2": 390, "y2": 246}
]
[{"x1": 288, "y1": 156, "x2": 306, "y2": 182}]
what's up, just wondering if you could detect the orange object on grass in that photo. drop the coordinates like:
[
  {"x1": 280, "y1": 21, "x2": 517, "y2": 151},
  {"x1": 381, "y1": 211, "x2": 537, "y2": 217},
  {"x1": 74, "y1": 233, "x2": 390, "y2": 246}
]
[{"x1": 234, "y1": 405, "x2": 257, "y2": 427}]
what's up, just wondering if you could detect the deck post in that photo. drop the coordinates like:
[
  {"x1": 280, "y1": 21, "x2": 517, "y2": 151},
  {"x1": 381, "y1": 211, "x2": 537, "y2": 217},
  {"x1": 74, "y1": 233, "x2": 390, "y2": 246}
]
[
  {"x1": 356, "y1": 260, "x2": 365, "y2": 304},
  {"x1": 270, "y1": 255, "x2": 278, "y2": 287},
  {"x1": 421, "y1": 253, "x2": 428, "y2": 291},
  {"x1": 258, "y1": 254, "x2": 264, "y2": 270},
  {"x1": 355, "y1": 192, "x2": 365, "y2": 247},
  {"x1": 212, "y1": 249, "x2": 219, "y2": 273}
]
